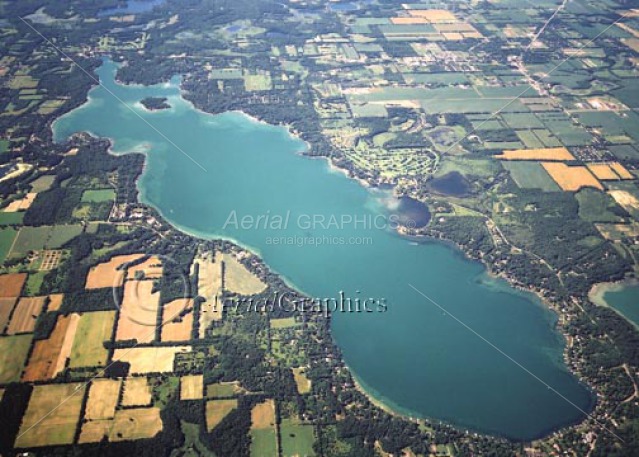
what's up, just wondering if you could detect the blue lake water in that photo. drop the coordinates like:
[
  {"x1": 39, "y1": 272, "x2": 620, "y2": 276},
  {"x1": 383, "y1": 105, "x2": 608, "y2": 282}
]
[{"x1": 52, "y1": 59, "x2": 594, "y2": 440}]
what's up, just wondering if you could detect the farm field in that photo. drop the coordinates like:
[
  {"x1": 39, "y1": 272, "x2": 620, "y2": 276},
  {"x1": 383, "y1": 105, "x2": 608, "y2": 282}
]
[
  {"x1": 293, "y1": 367, "x2": 312, "y2": 394},
  {"x1": 109, "y1": 408, "x2": 163, "y2": 441},
  {"x1": 121, "y1": 376, "x2": 153, "y2": 406},
  {"x1": 495, "y1": 147, "x2": 575, "y2": 161},
  {"x1": 0, "y1": 297, "x2": 17, "y2": 331},
  {"x1": 270, "y1": 317, "x2": 299, "y2": 329},
  {"x1": 206, "y1": 381, "x2": 241, "y2": 398},
  {"x1": 542, "y1": 162, "x2": 604, "y2": 191},
  {"x1": 81, "y1": 189, "x2": 116, "y2": 203},
  {"x1": 47, "y1": 293, "x2": 64, "y2": 311},
  {"x1": 84, "y1": 379, "x2": 121, "y2": 420},
  {"x1": 180, "y1": 374, "x2": 203, "y2": 400},
  {"x1": 69, "y1": 310, "x2": 116, "y2": 368},
  {"x1": 23, "y1": 314, "x2": 80, "y2": 382},
  {"x1": 15, "y1": 383, "x2": 86, "y2": 448},
  {"x1": 85, "y1": 253, "x2": 144, "y2": 289},
  {"x1": 126, "y1": 255, "x2": 163, "y2": 280},
  {"x1": 161, "y1": 298, "x2": 194, "y2": 342},
  {"x1": 222, "y1": 253, "x2": 266, "y2": 296},
  {"x1": 576, "y1": 189, "x2": 626, "y2": 223},
  {"x1": 0, "y1": 273, "x2": 27, "y2": 297},
  {"x1": 9, "y1": 225, "x2": 83, "y2": 258},
  {"x1": 6, "y1": 296, "x2": 46, "y2": 334},
  {"x1": 280, "y1": 418, "x2": 316, "y2": 457},
  {"x1": 502, "y1": 162, "x2": 560, "y2": 191},
  {"x1": 250, "y1": 400, "x2": 277, "y2": 457},
  {"x1": 112, "y1": 346, "x2": 191, "y2": 374},
  {"x1": 115, "y1": 280, "x2": 161, "y2": 343},
  {"x1": 206, "y1": 399, "x2": 238, "y2": 431},
  {"x1": 0, "y1": 228, "x2": 17, "y2": 262},
  {"x1": 0, "y1": 334, "x2": 32, "y2": 383}
]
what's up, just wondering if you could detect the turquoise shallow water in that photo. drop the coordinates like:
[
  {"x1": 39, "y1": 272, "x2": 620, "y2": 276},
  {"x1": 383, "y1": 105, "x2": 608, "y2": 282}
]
[{"x1": 53, "y1": 59, "x2": 593, "y2": 440}]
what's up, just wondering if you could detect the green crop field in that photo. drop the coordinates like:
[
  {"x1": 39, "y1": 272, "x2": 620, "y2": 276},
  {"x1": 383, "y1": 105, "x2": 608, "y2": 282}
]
[
  {"x1": 576, "y1": 188, "x2": 626, "y2": 223},
  {"x1": 250, "y1": 428, "x2": 277, "y2": 456},
  {"x1": 502, "y1": 162, "x2": 560, "y2": 192},
  {"x1": 0, "y1": 228, "x2": 17, "y2": 262},
  {"x1": 80, "y1": 189, "x2": 116, "y2": 203},
  {"x1": 0, "y1": 212, "x2": 24, "y2": 226}
]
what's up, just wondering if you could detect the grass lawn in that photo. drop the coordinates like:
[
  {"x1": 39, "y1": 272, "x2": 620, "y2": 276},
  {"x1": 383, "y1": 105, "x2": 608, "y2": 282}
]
[
  {"x1": 576, "y1": 188, "x2": 626, "y2": 223},
  {"x1": 270, "y1": 317, "x2": 299, "y2": 329},
  {"x1": 24, "y1": 271, "x2": 46, "y2": 296},
  {"x1": 280, "y1": 418, "x2": 315, "y2": 457},
  {"x1": 81, "y1": 189, "x2": 116, "y2": 203}
]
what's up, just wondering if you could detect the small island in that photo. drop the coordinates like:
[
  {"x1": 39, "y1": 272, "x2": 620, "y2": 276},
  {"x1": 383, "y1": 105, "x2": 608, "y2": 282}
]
[{"x1": 140, "y1": 96, "x2": 171, "y2": 111}]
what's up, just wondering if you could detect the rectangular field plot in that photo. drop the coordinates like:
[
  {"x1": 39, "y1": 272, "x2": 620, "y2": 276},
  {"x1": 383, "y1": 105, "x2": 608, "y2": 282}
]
[
  {"x1": 180, "y1": 374, "x2": 204, "y2": 400},
  {"x1": 81, "y1": 189, "x2": 116, "y2": 203},
  {"x1": 280, "y1": 418, "x2": 316, "y2": 457},
  {"x1": 0, "y1": 334, "x2": 32, "y2": 383},
  {"x1": 85, "y1": 254, "x2": 144, "y2": 289},
  {"x1": 109, "y1": 408, "x2": 163, "y2": 442},
  {"x1": 121, "y1": 376, "x2": 152, "y2": 406},
  {"x1": 112, "y1": 346, "x2": 191, "y2": 374},
  {"x1": 6, "y1": 296, "x2": 46, "y2": 334},
  {"x1": 69, "y1": 311, "x2": 116, "y2": 368},
  {"x1": 495, "y1": 147, "x2": 575, "y2": 161},
  {"x1": 15, "y1": 383, "x2": 86, "y2": 448},
  {"x1": 0, "y1": 297, "x2": 17, "y2": 332},
  {"x1": 206, "y1": 381, "x2": 242, "y2": 398},
  {"x1": 502, "y1": 162, "x2": 560, "y2": 191},
  {"x1": 115, "y1": 280, "x2": 161, "y2": 344},
  {"x1": 250, "y1": 400, "x2": 277, "y2": 457},
  {"x1": 161, "y1": 298, "x2": 194, "y2": 342},
  {"x1": 542, "y1": 163, "x2": 604, "y2": 192},
  {"x1": 85, "y1": 379, "x2": 121, "y2": 420},
  {"x1": 206, "y1": 399, "x2": 238, "y2": 431},
  {"x1": 0, "y1": 273, "x2": 27, "y2": 297}
]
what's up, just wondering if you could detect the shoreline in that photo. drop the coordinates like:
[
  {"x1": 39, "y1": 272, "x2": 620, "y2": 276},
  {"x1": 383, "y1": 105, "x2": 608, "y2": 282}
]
[
  {"x1": 53, "y1": 58, "x2": 596, "y2": 443},
  {"x1": 588, "y1": 278, "x2": 638, "y2": 308}
]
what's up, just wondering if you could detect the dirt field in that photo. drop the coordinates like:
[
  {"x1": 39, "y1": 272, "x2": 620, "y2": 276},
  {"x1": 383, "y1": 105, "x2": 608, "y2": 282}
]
[
  {"x1": 23, "y1": 314, "x2": 80, "y2": 382},
  {"x1": 126, "y1": 255, "x2": 163, "y2": 280},
  {"x1": 222, "y1": 253, "x2": 266, "y2": 296},
  {"x1": 79, "y1": 420, "x2": 113, "y2": 444},
  {"x1": 180, "y1": 374, "x2": 204, "y2": 400},
  {"x1": 609, "y1": 190, "x2": 639, "y2": 212},
  {"x1": 610, "y1": 162, "x2": 634, "y2": 179},
  {"x1": 406, "y1": 9, "x2": 458, "y2": 22},
  {"x1": 4, "y1": 193, "x2": 37, "y2": 212},
  {"x1": 115, "y1": 280, "x2": 161, "y2": 343},
  {"x1": 292, "y1": 368, "x2": 312, "y2": 394},
  {"x1": 251, "y1": 399, "x2": 276, "y2": 429},
  {"x1": 112, "y1": 346, "x2": 191, "y2": 374},
  {"x1": 85, "y1": 254, "x2": 144, "y2": 289},
  {"x1": 6, "y1": 296, "x2": 46, "y2": 334},
  {"x1": 47, "y1": 293, "x2": 64, "y2": 311},
  {"x1": 0, "y1": 334, "x2": 32, "y2": 383},
  {"x1": 122, "y1": 376, "x2": 153, "y2": 406},
  {"x1": 206, "y1": 399, "x2": 238, "y2": 431},
  {"x1": 109, "y1": 408, "x2": 163, "y2": 441},
  {"x1": 0, "y1": 272, "x2": 27, "y2": 297},
  {"x1": 496, "y1": 147, "x2": 575, "y2": 161},
  {"x1": 542, "y1": 162, "x2": 604, "y2": 191},
  {"x1": 161, "y1": 298, "x2": 194, "y2": 342},
  {"x1": 15, "y1": 383, "x2": 86, "y2": 448},
  {"x1": 0, "y1": 297, "x2": 17, "y2": 332},
  {"x1": 85, "y1": 379, "x2": 122, "y2": 420},
  {"x1": 587, "y1": 163, "x2": 620, "y2": 180},
  {"x1": 69, "y1": 311, "x2": 116, "y2": 368}
]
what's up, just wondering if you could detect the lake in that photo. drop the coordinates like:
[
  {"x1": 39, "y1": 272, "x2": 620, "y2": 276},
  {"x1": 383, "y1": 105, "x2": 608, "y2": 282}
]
[{"x1": 52, "y1": 59, "x2": 593, "y2": 440}]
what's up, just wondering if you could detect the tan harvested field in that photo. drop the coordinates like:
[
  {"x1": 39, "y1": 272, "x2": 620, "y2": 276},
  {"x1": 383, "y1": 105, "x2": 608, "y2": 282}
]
[
  {"x1": 496, "y1": 147, "x2": 575, "y2": 161},
  {"x1": 23, "y1": 314, "x2": 80, "y2": 382},
  {"x1": 609, "y1": 190, "x2": 639, "y2": 212},
  {"x1": 126, "y1": 255, "x2": 163, "y2": 280},
  {"x1": 587, "y1": 163, "x2": 620, "y2": 180},
  {"x1": 113, "y1": 346, "x2": 191, "y2": 374},
  {"x1": 85, "y1": 254, "x2": 144, "y2": 289},
  {"x1": 109, "y1": 408, "x2": 163, "y2": 441},
  {"x1": 79, "y1": 420, "x2": 113, "y2": 444},
  {"x1": 115, "y1": 280, "x2": 161, "y2": 343},
  {"x1": 180, "y1": 374, "x2": 204, "y2": 400},
  {"x1": 206, "y1": 399, "x2": 238, "y2": 431},
  {"x1": 222, "y1": 253, "x2": 267, "y2": 296},
  {"x1": 0, "y1": 297, "x2": 17, "y2": 332},
  {"x1": 251, "y1": 399, "x2": 276, "y2": 429},
  {"x1": 0, "y1": 273, "x2": 27, "y2": 297},
  {"x1": 542, "y1": 162, "x2": 604, "y2": 191},
  {"x1": 6, "y1": 296, "x2": 46, "y2": 334},
  {"x1": 122, "y1": 376, "x2": 152, "y2": 406},
  {"x1": 15, "y1": 383, "x2": 86, "y2": 448},
  {"x1": 161, "y1": 298, "x2": 194, "y2": 342},
  {"x1": 47, "y1": 293, "x2": 64, "y2": 311},
  {"x1": 610, "y1": 162, "x2": 634, "y2": 180},
  {"x1": 69, "y1": 310, "x2": 116, "y2": 368},
  {"x1": 85, "y1": 379, "x2": 122, "y2": 420},
  {"x1": 194, "y1": 254, "x2": 223, "y2": 337},
  {"x1": 293, "y1": 368, "x2": 312, "y2": 394},
  {"x1": 406, "y1": 9, "x2": 458, "y2": 22},
  {"x1": 0, "y1": 334, "x2": 32, "y2": 383},
  {"x1": 4, "y1": 193, "x2": 37, "y2": 212}
]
